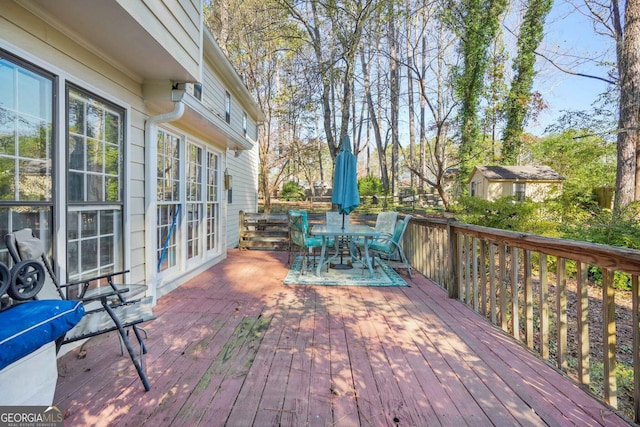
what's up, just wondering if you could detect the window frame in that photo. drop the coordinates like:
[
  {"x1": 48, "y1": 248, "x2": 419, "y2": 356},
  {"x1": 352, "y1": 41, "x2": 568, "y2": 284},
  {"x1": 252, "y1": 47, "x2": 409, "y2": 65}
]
[
  {"x1": 65, "y1": 84, "x2": 126, "y2": 281},
  {"x1": 514, "y1": 182, "x2": 526, "y2": 201},
  {"x1": 242, "y1": 111, "x2": 247, "y2": 136},
  {"x1": 0, "y1": 49, "x2": 56, "y2": 266},
  {"x1": 225, "y1": 91, "x2": 231, "y2": 124}
]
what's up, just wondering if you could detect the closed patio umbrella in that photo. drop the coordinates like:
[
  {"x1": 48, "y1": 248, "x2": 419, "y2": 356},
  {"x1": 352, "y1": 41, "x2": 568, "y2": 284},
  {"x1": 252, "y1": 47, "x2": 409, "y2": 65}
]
[
  {"x1": 331, "y1": 135, "x2": 360, "y2": 269},
  {"x1": 332, "y1": 135, "x2": 360, "y2": 228}
]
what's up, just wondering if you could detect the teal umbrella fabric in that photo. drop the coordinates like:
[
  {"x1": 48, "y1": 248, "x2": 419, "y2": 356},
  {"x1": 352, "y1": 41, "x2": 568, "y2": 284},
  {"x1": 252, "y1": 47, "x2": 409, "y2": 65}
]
[{"x1": 332, "y1": 135, "x2": 360, "y2": 215}]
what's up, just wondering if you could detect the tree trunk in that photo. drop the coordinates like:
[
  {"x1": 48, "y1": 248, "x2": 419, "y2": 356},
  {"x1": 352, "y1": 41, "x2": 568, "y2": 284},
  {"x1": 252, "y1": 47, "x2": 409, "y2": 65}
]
[
  {"x1": 389, "y1": 6, "x2": 399, "y2": 199},
  {"x1": 361, "y1": 50, "x2": 389, "y2": 190},
  {"x1": 420, "y1": 34, "x2": 427, "y2": 193},
  {"x1": 617, "y1": 0, "x2": 640, "y2": 208}
]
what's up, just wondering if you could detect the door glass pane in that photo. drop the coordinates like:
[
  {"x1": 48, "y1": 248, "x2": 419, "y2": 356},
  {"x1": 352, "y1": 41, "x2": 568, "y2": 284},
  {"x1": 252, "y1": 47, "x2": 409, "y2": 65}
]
[
  {"x1": 206, "y1": 151, "x2": 220, "y2": 252},
  {"x1": 156, "y1": 129, "x2": 181, "y2": 271}
]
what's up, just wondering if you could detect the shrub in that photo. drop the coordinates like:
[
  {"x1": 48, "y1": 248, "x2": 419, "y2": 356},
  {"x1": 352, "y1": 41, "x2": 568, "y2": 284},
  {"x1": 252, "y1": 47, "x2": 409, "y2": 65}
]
[
  {"x1": 280, "y1": 181, "x2": 306, "y2": 201},
  {"x1": 358, "y1": 175, "x2": 384, "y2": 197},
  {"x1": 560, "y1": 203, "x2": 640, "y2": 250},
  {"x1": 454, "y1": 196, "x2": 545, "y2": 233}
]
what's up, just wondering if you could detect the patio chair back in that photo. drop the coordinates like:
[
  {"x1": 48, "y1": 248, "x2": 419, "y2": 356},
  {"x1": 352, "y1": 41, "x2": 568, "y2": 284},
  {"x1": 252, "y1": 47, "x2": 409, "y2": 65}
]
[
  {"x1": 289, "y1": 210, "x2": 308, "y2": 248},
  {"x1": 287, "y1": 210, "x2": 324, "y2": 274},
  {"x1": 326, "y1": 211, "x2": 348, "y2": 228},
  {"x1": 374, "y1": 211, "x2": 398, "y2": 236},
  {"x1": 368, "y1": 215, "x2": 413, "y2": 278}
]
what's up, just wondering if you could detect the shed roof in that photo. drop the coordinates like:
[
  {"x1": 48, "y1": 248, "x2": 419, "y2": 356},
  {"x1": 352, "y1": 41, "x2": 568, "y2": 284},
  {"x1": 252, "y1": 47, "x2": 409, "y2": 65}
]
[{"x1": 471, "y1": 165, "x2": 564, "y2": 182}]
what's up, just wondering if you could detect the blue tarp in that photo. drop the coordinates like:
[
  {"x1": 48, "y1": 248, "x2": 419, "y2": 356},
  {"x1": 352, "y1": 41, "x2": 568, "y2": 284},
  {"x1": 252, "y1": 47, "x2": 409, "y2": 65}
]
[{"x1": 0, "y1": 300, "x2": 84, "y2": 370}]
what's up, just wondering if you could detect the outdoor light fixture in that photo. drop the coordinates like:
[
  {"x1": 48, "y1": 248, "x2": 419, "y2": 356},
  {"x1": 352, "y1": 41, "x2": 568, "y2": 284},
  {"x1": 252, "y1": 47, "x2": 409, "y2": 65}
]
[{"x1": 224, "y1": 169, "x2": 232, "y2": 190}]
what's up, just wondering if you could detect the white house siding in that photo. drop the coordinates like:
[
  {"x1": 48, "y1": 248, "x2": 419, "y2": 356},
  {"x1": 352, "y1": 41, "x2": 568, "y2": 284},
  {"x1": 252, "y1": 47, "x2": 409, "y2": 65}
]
[
  {"x1": 200, "y1": 62, "x2": 226, "y2": 122},
  {"x1": 198, "y1": 50, "x2": 262, "y2": 248},
  {"x1": 225, "y1": 144, "x2": 260, "y2": 248},
  {"x1": 117, "y1": 0, "x2": 203, "y2": 80},
  {"x1": 200, "y1": 56, "x2": 260, "y2": 141}
]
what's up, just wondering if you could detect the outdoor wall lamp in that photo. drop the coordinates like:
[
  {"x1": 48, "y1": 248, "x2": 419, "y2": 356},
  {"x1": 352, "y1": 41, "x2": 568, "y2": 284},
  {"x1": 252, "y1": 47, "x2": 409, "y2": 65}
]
[{"x1": 224, "y1": 169, "x2": 232, "y2": 190}]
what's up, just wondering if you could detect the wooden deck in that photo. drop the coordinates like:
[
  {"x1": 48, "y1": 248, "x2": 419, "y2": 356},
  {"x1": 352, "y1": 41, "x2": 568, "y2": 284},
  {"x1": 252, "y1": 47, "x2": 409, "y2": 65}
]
[{"x1": 54, "y1": 250, "x2": 630, "y2": 426}]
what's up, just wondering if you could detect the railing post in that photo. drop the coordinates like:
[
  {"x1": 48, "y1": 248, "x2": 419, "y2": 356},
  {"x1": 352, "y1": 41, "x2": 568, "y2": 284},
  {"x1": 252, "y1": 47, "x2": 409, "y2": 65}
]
[
  {"x1": 447, "y1": 219, "x2": 458, "y2": 299},
  {"x1": 603, "y1": 268, "x2": 617, "y2": 408},
  {"x1": 238, "y1": 210, "x2": 245, "y2": 249}
]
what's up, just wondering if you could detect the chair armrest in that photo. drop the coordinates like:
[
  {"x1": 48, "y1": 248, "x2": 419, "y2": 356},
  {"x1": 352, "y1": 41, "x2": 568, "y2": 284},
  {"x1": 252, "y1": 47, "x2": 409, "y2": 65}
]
[
  {"x1": 374, "y1": 232, "x2": 394, "y2": 240},
  {"x1": 61, "y1": 270, "x2": 132, "y2": 300},
  {"x1": 65, "y1": 270, "x2": 130, "y2": 287}
]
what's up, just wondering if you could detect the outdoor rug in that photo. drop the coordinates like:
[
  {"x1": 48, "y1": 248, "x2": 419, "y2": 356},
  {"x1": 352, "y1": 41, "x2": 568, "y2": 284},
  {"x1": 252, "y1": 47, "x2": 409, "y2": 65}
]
[{"x1": 284, "y1": 256, "x2": 408, "y2": 287}]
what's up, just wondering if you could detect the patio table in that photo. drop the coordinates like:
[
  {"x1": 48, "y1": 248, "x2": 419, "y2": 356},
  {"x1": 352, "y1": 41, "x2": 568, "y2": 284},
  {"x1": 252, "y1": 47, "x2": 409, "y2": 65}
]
[{"x1": 310, "y1": 224, "x2": 380, "y2": 277}]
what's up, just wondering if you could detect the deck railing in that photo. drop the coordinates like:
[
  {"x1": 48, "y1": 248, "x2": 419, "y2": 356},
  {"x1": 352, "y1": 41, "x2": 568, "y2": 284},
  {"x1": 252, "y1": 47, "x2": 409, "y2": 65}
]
[
  {"x1": 241, "y1": 211, "x2": 640, "y2": 421},
  {"x1": 403, "y1": 216, "x2": 640, "y2": 422}
]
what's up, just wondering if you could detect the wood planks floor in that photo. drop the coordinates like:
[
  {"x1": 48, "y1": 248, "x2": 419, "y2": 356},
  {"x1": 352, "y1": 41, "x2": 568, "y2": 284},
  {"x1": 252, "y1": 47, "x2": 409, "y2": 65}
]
[{"x1": 54, "y1": 250, "x2": 630, "y2": 426}]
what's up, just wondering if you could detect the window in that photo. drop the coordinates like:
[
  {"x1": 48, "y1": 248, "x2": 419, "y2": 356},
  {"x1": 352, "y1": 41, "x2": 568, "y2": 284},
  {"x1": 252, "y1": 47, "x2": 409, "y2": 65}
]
[
  {"x1": 206, "y1": 151, "x2": 220, "y2": 251},
  {"x1": 470, "y1": 181, "x2": 476, "y2": 197},
  {"x1": 156, "y1": 133, "x2": 222, "y2": 272},
  {"x1": 66, "y1": 86, "x2": 125, "y2": 280},
  {"x1": 156, "y1": 130, "x2": 180, "y2": 272},
  {"x1": 192, "y1": 83, "x2": 202, "y2": 101},
  {"x1": 514, "y1": 182, "x2": 526, "y2": 201},
  {"x1": 225, "y1": 91, "x2": 231, "y2": 124},
  {"x1": 0, "y1": 50, "x2": 54, "y2": 265},
  {"x1": 242, "y1": 112, "x2": 247, "y2": 136},
  {"x1": 186, "y1": 143, "x2": 202, "y2": 260}
]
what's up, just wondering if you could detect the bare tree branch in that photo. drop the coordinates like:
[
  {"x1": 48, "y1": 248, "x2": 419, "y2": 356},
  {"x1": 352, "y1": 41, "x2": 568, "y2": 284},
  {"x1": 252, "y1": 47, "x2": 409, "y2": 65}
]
[{"x1": 534, "y1": 49, "x2": 617, "y2": 85}]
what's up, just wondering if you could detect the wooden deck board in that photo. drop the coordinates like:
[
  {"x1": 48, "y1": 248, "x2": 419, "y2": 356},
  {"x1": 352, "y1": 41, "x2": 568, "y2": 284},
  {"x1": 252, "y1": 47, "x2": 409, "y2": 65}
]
[
  {"x1": 53, "y1": 250, "x2": 631, "y2": 426},
  {"x1": 280, "y1": 287, "x2": 316, "y2": 426}
]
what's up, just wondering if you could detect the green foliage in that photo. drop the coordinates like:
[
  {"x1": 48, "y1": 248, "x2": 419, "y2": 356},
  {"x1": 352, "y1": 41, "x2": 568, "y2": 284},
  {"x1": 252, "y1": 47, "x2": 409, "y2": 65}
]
[
  {"x1": 526, "y1": 130, "x2": 616, "y2": 220},
  {"x1": 588, "y1": 360, "x2": 635, "y2": 418},
  {"x1": 560, "y1": 204, "x2": 640, "y2": 250},
  {"x1": 358, "y1": 175, "x2": 384, "y2": 197},
  {"x1": 448, "y1": 0, "x2": 509, "y2": 182},
  {"x1": 502, "y1": 0, "x2": 552, "y2": 164},
  {"x1": 454, "y1": 195, "x2": 554, "y2": 233},
  {"x1": 280, "y1": 181, "x2": 306, "y2": 201},
  {"x1": 559, "y1": 205, "x2": 640, "y2": 290},
  {"x1": 588, "y1": 267, "x2": 631, "y2": 291}
]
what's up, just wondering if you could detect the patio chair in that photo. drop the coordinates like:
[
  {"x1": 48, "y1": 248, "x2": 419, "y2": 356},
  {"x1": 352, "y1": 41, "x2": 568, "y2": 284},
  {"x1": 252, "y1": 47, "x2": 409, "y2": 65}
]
[
  {"x1": 287, "y1": 210, "x2": 325, "y2": 275},
  {"x1": 353, "y1": 211, "x2": 397, "y2": 248},
  {"x1": 358, "y1": 215, "x2": 413, "y2": 278},
  {"x1": 4, "y1": 228, "x2": 155, "y2": 391}
]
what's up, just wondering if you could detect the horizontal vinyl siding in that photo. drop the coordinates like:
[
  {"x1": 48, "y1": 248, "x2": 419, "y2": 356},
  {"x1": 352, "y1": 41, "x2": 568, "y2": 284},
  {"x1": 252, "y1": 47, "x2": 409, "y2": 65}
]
[
  {"x1": 201, "y1": 54, "x2": 262, "y2": 142},
  {"x1": 225, "y1": 144, "x2": 259, "y2": 248},
  {"x1": 200, "y1": 62, "x2": 226, "y2": 121},
  {"x1": 119, "y1": 0, "x2": 202, "y2": 79}
]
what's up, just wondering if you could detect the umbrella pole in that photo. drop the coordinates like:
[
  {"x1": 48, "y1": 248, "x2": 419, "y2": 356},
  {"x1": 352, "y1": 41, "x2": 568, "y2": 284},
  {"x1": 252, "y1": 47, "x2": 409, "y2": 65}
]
[{"x1": 332, "y1": 212, "x2": 352, "y2": 270}]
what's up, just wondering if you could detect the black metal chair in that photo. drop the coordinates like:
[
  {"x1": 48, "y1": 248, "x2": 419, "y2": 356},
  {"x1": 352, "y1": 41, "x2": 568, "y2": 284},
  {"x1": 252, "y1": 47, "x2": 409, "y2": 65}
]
[{"x1": 5, "y1": 228, "x2": 155, "y2": 391}]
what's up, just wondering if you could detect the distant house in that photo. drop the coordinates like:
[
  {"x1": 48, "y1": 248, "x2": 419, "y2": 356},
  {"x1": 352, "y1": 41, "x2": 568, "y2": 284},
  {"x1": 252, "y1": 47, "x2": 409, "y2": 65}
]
[{"x1": 468, "y1": 166, "x2": 564, "y2": 202}]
